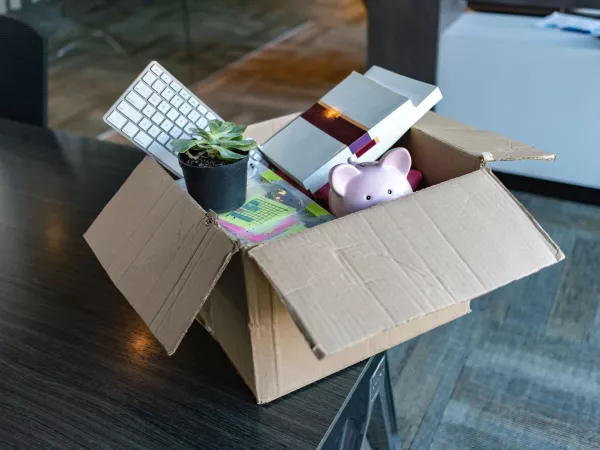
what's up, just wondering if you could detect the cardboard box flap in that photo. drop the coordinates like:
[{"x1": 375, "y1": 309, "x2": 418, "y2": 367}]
[
  {"x1": 84, "y1": 157, "x2": 238, "y2": 355},
  {"x1": 414, "y1": 112, "x2": 555, "y2": 162},
  {"x1": 248, "y1": 168, "x2": 563, "y2": 358}
]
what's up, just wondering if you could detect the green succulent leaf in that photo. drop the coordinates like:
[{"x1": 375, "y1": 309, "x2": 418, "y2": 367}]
[
  {"x1": 171, "y1": 139, "x2": 200, "y2": 153},
  {"x1": 208, "y1": 120, "x2": 222, "y2": 135},
  {"x1": 212, "y1": 145, "x2": 247, "y2": 161},
  {"x1": 232, "y1": 124, "x2": 247, "y2": 134},
  {"x1": 175, "y1": 119, "x2": 256, "y2": 161},
  {"x1": 218, "y1": 131, "x2": 245, "y2": 140},
  {"x1": 218, "y1": 139, "x2": 257, "y2": 152},
  {"x1": 216, "y1": 121, "x2": 235, "y2": 135},
  {"x1": 187, "y1": 126, "x2": 208, "y2": 136}
]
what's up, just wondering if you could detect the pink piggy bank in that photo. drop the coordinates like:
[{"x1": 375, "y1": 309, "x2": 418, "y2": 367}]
[{"x1": 328, "y1": 147, "x2": 413, "y2": 217}]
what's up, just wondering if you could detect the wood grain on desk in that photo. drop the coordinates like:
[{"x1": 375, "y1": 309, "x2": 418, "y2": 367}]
[{"x1": 0, "y1": 120, "x2": 364, "y2": 449}]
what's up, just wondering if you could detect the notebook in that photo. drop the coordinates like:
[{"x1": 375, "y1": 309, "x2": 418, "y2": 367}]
[{"x1": 259, "y1": 66, "x2": 441, "y2": 192}]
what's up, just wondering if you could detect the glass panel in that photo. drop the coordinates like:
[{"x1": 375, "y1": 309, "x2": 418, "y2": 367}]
[{"x1": 8, "y1": 0, "x2": 308, "y2": 136}]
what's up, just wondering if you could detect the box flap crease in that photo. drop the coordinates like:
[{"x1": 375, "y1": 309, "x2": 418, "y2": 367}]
[
  {"x1": 84, "y1": 157, "x2": 238, "y2": 355},
  {"x1": 249, "y1": 168, "x2": 563, "y2": 358},
  {"x1": 414, "y1": 112, "x2": 555, "y2": 163}
]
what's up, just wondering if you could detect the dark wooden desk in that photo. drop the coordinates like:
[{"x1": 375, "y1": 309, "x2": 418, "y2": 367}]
[{"x1": 0, "y1": 120, "x2": 400, "y2": 449}]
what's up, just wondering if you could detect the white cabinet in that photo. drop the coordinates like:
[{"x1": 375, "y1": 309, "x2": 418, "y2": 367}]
[{"x1": 437, "y1": 12, "x2": 600, "y2": 189}]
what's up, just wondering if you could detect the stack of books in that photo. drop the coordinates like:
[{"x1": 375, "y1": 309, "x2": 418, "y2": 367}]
[{"x1": 259, "y1": 66, "x2": 441, "y2": 192}]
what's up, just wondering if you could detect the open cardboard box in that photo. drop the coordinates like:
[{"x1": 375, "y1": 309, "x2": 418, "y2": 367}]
[{"x1": 85, "y1": 111, "x2": 563, "y2": 404}]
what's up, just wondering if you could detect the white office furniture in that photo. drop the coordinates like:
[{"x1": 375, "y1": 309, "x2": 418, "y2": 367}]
[{"x1": 437, "y1": 12, "x2": 600, "y2": 189}]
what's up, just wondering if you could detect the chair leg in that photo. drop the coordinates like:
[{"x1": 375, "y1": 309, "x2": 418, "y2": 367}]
[{"x1": 319, "y1": 353, "x2": 402, "y2": 450}]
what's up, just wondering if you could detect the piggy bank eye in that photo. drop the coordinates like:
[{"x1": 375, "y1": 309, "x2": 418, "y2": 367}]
[
  {"x1": 366, "y1": 195, "x2": 371, "y2": 200},
  {"x1": 388, "y1": 189, "x2": 392, "y2": 194}
]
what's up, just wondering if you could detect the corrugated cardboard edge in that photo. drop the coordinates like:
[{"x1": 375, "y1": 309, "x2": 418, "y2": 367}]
[
  {"x1": 165, "y1": 246, "x2": 238, "y2": 356},
  {"x1": 414, "y1": 111, "x2": 556, "y2": 163},
  {"x1": 247, "y1": 252, "x2": 474, "y2": 361},
  {"x1": 84, "y1": 156, "x2": 240, "y2": 356},
  {"x1": 196, "y1": 254, "x2": 257, "y2": 391},
  {"x1": 484, "y1": 168, "x2": 565, "y2": 262},
  {"x1": 244, "y1": 257, "x2": 473, "y2": 403},
  {"x1": 247, "y1": 167, "x2": 564, "y2": 359}
]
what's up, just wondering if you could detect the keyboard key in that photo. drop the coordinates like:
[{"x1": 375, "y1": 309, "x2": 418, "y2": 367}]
[
  {"x1": 139, "y1": 118, "x2": 152, "y2": 131},
  {"x1": 166, "y1": 109, "x2": 179, "y2": 121},
  {"x1": 134, "y1": 82, "x2": 153, "y2": 99},
  {"x1": 179, "y1": 103, "x2": 192, "y2": 115},
  {"x1": 148, "y1": 125, "x2": 161, "y2": 138},
  {"x1": 198, "y1": 104, "x2": 208, "y2": 114},
  {"x1": 152, "y1": 79, "x2": 166, "y2": 93},
  {"x1": 197, "y1": 117, "x2": 208, "y2": 128},
  {"x1": 188, "y1": 110, "x2": 200, "y2": 122},
  {"x1": 158, "y1": 101, "x2": 170, "y2": 114},
  {"x1": 149, "y1": 93, "x2": 161, "y2": 106},
  {"x1": 122, "y1": 122, "x2": 139, "y2": 138},
  {"x1": 117, "y1": 101, "x2": 142, "y2": 123},
  {"x1": 206, "y1": 112, "x2": 216, "y2": 120},
  {"x1": 204, "y1": 125, "x2": 211, "y2": 131},
  {"x1": 161, "y1": 73, "x2": 173, "y2": 84},
  {"x1": 152, "y1": 112, "x2": 165, "y2": 125},
  {"x1": 181, "y1": 133, "x2": 191, "y2": 140},
  {"x1": 160, "y1": 119, "x2": 174, "y2": 132},
  {"x1": 180, "y1": 90, "x2": 190, "y2": 100},
  {"x1": 188, "y1": 98, "x2": 199, "y2": 108},
  {"x1": 170, "y1": 126, "x2": 183, "y2": 139},
  {"x1": 161, "y1": 87, "x2": 175, "y2": 101},
  {"x1": 134, "y1": 130, "x2": 152, "y2": 148},
  {"x1": 106, "y1": 111, "x2": 127, "y2": 129},
  {"x1": 150, "y1": 64, "x2": 163, "y2": 76},
  {"x1": 125, "y1": 91, "x2": 146, "y2": 110},
  {"x1": 175, "y1": 116, "x2": 188, "y2": 129},
  {"x1": 170, "y1": 95, "x2": 184, "y2": 108},
  {"x1": 170, "y1": 81, "x2": 182, "y2": 92},
  {"x1": 142, "y1": 71, "x2": 157, "y2": 85},
  {"x1": 149, "y1": 141, "x2": 172, "y2": 160},
  {"x1": 142, "y1": 105, "x2": 156, "y2": 117},
  {"x1": 157, "y1": 132, "x2": 170, "y2": 144}
]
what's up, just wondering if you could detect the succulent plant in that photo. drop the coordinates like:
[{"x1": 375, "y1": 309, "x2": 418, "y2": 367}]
[{"x1": 171, "y1": 119, "x2": 257, "y2": 162}]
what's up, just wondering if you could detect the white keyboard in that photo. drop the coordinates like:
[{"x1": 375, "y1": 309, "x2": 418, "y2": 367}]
[{"x1": 103, "y1": 61, "x2": 222, "y2": 177}]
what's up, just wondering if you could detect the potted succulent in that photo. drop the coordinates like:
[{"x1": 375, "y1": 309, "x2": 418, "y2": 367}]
[{"x1": 171, "y1": 120, "x2": 258, "y2": 213}]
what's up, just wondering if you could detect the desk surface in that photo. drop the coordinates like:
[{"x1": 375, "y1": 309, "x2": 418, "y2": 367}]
[{"x1": 0, "y1": 120, "x2": 365, "y2": 449}]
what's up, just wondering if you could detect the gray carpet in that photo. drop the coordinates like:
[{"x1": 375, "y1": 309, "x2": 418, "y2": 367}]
[{"x1": 388, "y1": 191, "x2": 600, "y2": 450}]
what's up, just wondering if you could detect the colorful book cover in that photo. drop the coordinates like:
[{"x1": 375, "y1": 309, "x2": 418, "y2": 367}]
[{"x1": 260, "y1": 67, "x2": 441, "y2": 193}]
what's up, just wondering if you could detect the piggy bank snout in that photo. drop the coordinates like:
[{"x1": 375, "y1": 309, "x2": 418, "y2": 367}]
[
  {"x1": 329, "y1": 165, "x2": 413, "y2": 217},
  {"x1": 347, "y1": 168, "x2": 411, "y2": 202}
]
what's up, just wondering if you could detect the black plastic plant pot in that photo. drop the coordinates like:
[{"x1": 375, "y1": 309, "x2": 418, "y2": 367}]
[{"x1": 179, "y1": 154, "x2": 249, "y2": 214}]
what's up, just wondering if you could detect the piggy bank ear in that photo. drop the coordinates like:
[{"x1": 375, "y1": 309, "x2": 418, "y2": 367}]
[
  {"x1": 379, "y1": 147, "x2": 411, "y2": 177},
  {"x1": 329, "y1": 164, "x2": 361, "y2": 196}
]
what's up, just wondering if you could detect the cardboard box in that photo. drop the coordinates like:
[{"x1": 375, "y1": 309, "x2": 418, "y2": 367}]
[
  {"x1": 260, "y1": 67, "x2": 441, "y2": 192},
  {"x1": 84, "y1": 111, "x2": 563, "y2": 404}
]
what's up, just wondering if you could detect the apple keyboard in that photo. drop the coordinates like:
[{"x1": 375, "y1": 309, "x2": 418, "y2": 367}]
[{"x1": 103, "y1": 61, "x2": 222, "y2": 177}]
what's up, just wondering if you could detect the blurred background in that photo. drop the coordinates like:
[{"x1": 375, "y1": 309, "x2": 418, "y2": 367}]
[
  {"x1": 6, "y1": 0, "x2": 365, "y2": 137},
  {"x1": 6, "y1": 0, "x2": 599, "y2": 191},
  {"x1": 3, "y1": 1, "x2": 600, "y2": 449}
]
